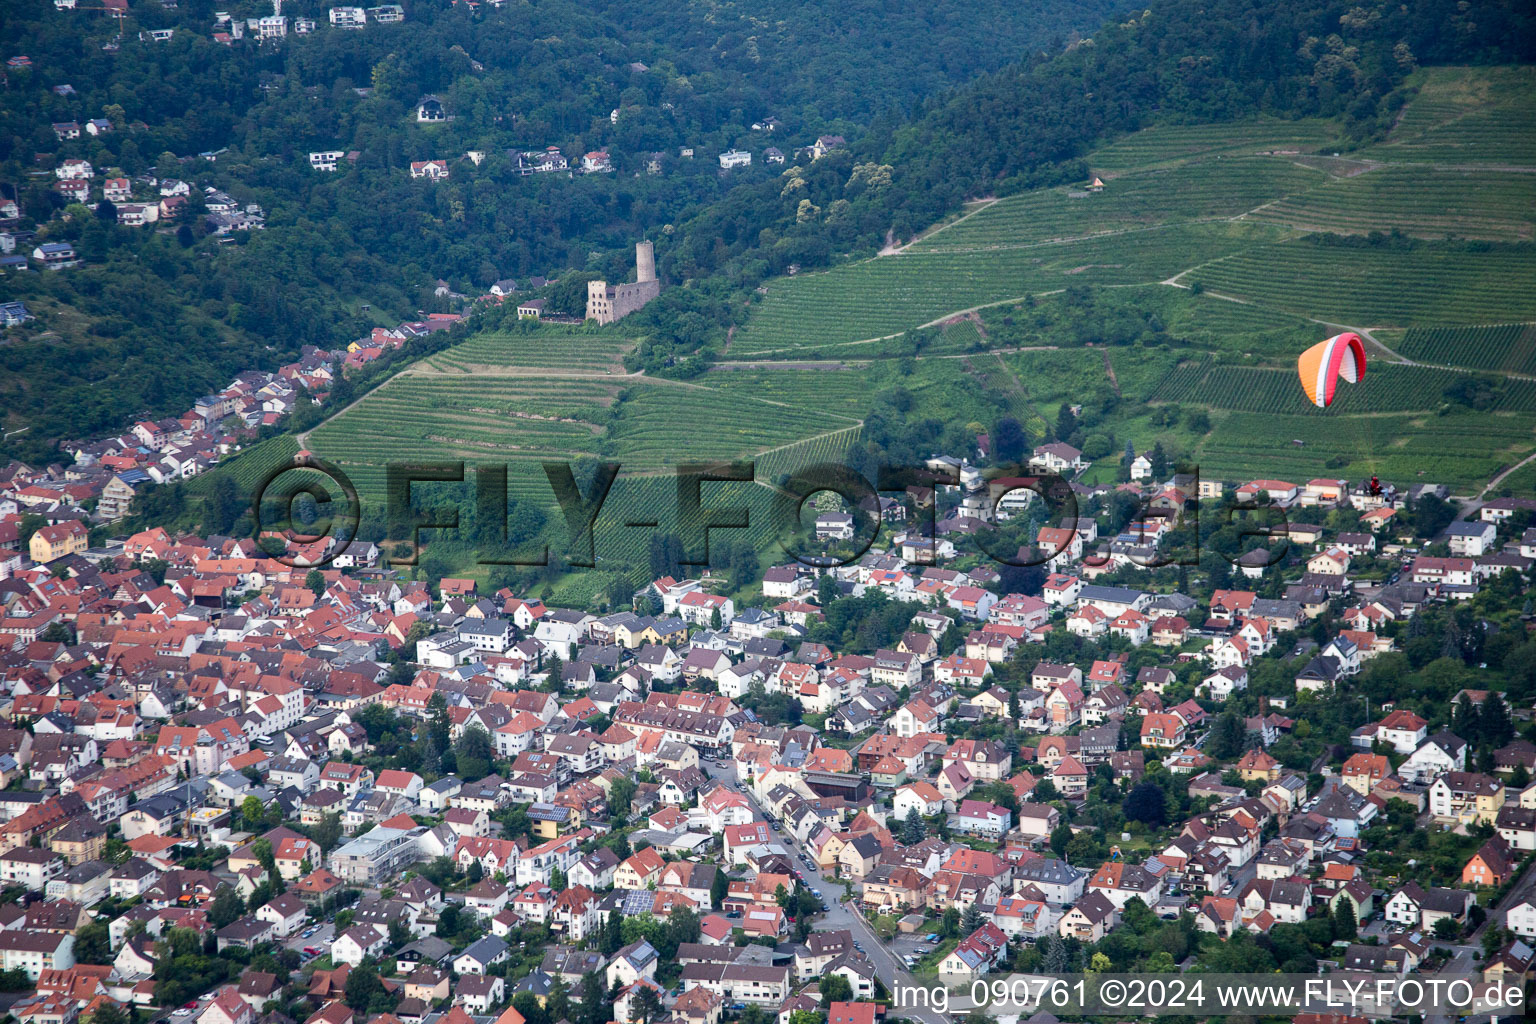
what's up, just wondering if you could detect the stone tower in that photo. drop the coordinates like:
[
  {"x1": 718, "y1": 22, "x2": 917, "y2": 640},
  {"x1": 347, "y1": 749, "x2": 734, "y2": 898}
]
[
  {"x1": 636, "y1": 239, "x2": 656, "y2": 284},
  {"x1": 586, "y1": 240, "x2": 663, "y2": 324}
]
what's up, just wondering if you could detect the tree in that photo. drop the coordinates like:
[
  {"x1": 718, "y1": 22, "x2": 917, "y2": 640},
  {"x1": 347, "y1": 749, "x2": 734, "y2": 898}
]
[
  {"x1": 1481, "y1": 691, "x2": 1513, "y2": 746},
  {"x1": 1050, "y1": 823, "x2": 1073, "y2": 858},
  {"x1": 941, "y1": 905, "x2": 961, "y2": 938},
  {"x1": 242, "y1": 796, "x2": 266, "y2": 832},
  {"x1": 305, "y1": 569, "x2": 326, "y2": 596},
  {"x1": 312, "y1": 812, "x2": 343, "y2": 853},
  {"x1": 710, "y1": 867, "x2": 729, "y2": 908},
  {"x1": 1122, "y1": 782, "x2": 1167, "y2": 827},
  {"x1": 209, "y1": 889, "x2": 244, "y2": 928},
  {"x1": 602, "y1": 908, "x2": 625, "y2": 955},
  {"x1": 547, "y1": 976, "x2": 572, "y2": 1024},
  {"x1": 454, "y1": 725, "x2": 495, "y2": 781},
  {"x1": 961, "y1": 902, "x2": 983, "y2": 933},
  {"x1": 1054, "y1": 404, "x2": 1077, "y2": 442},
  {"x1": 74, "y1": 920, "x2": 112, "y2": 964},
  {"x1": 579, "y1": 970, "x2": 609, "y2": 1024},
  {"x1": 901, "y1": 807, "x2": 927, "y2": 844},
  {"x1": 89, "y1": 1003, "x2": 129, "y2": 1024},
  {"x1": 252, "y1": 838, "x2": 277, "y2": 880},
  {"x1": 1206, "y1": 711, "x2": 1247, "y2": 760},
  {"x1": 344, "y1": 964, "x2": 385, "y2": 1012},
  {"x1": 631, "y1": 986, "x2": 664, "y2": 1024},
  {"x1": 1332, "y1": 899, "x2": 1357, "y2": 940},
  {"x1": 819, "y1": 975, "x2": 852, "y2": 1003},
  {"x1": 993, "y1": 417, "x2": 1027, "y2": 462},
  {"x1": 610, "y1": 775, "x2": 637, "y2": 819}
]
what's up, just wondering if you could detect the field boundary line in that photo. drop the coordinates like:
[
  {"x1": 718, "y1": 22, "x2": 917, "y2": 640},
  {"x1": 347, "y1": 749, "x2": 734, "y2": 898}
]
[{"x1": 883, "y1": 197, "x2": 1002, "y2": 254}]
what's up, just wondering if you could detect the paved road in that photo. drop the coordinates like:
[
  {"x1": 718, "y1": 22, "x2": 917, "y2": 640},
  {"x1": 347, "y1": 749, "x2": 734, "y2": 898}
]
[
  {"x1": 703, "y1": 759, "x2": 950, "y2": 1024},
  {"x1": 285, "y1": 919, "x2": 335, "y2": 954},
  {"x1": 1476, "y1": 854, "x2": 1535, "y2": 941}
]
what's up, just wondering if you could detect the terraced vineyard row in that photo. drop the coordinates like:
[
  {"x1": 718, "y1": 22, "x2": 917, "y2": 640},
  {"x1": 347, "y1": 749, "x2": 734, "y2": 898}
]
[
  {"x1": 583, "y1": 476, "x2": 783, "y2": 575},
  {"x1": 1250, "y1": 166, "x2": 1536, "y2": 241},
  {"x1": 1387, "y1": 66, "x2": 1507, "y2": 138},
  {"x1": 1396, "y1": 323, "x2": 1536, "y2": 374},
  {"x1": 937, "y1": 318, "x2": 985, "y2": 351},
  {"x1": 1153, "y1": 362, "x2": 1536, "y2": 414},
  {"x1": 187, "y1": 435, "x2": 301, "y2": 497},
  {"x1": 1358, "y1": 87, "x2": 1536, "y2": 164},
  {"x1": 755, "y1": 425, "x2": 866, "y2": 485},
  {"x1": 1195, "y1": 412, "x2": 1536, "y2": 491},
  {"x1": 1185, "y1": 239, "x2": 1536, "y2": 325},
  {"x1": 606, "y1": 386, "x2": 843, "y2": 469},
  {"x1": 915, "y1": 158, "x2": 1324, "y2": 251},
  {"x1": 698, "y1": 367, "x2": 871, "y2": 416},
  {"x1": 1085, "y1": 117, "x2": 1344, "y2": 171},
  {"x1": 425, "y1": 329, "x2": 633, "y2": 373},
  {"x1": 732, "y1": 223, "x2": 1269, "y2": 355},
  {"x1": 1146, "y1": 358, "x2": 1216, "y2": 404}
]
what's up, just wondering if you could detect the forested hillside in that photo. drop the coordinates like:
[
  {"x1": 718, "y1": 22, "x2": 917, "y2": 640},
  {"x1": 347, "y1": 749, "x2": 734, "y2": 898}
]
[
  {"x1": 0, "y1": 0, "x2": 1116, "y2": 462},
  {"x1": 650, "y1": 0, "x2": 1536, "y2": 313}
]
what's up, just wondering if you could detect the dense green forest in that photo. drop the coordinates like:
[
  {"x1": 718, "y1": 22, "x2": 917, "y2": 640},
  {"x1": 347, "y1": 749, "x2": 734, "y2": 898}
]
[{"x1": 0, "y1": 0, "x2": 1117, "y2": 463}]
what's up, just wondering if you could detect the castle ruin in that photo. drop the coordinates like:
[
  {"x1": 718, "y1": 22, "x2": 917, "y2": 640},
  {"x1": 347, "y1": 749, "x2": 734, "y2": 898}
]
[{"x1": 586, "y1": 240, "x2": 661, "y2": 324}]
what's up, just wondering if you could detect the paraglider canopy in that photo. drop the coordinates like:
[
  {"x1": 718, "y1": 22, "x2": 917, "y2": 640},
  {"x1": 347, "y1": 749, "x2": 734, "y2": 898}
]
[{"x1": 1297, "y1": 332, "x2": 1367, "y2": 408}]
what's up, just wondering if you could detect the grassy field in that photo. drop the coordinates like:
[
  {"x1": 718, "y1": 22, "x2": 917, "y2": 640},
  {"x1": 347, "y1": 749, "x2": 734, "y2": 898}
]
[{"x1": 977, "y1": 286, "x2": 1322, "y2": 359}]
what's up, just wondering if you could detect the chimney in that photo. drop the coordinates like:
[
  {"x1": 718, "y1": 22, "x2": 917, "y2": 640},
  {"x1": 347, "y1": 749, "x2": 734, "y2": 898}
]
[{"x1": 636, "y1": 240, "x2": 656, "y2": 284}]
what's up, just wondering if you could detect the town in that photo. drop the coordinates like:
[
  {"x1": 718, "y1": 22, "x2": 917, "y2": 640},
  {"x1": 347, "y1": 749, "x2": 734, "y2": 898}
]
[{"x1": 1, "y1": 408, "x2": 1536, "y2": 1024}]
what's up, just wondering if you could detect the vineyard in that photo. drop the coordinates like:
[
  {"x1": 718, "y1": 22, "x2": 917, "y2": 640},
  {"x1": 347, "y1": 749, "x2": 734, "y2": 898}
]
[
  {"x1": 303, "y1": 371, "x2": 855, "y2": 512},
  {"x1": 913, "y1": 158, "x2": 1324, "y2": 250},
  {"x1": 581, "y1": 475, "x2": 783, "y2": 578},
  {"x1": 963, "y1": 353, "x2": 1038, "y2": 427},
  {"x1": 937, "y1": 318, "x2": 986, "y2": 352},
  {"x1": 1193, "y1": 412, "x2": 1536, "y2": 491},
  {"x1": 1396, "y1": 323, "x2": 1536, "y2": 375},
  {"x1": 186, "y1": 434, "x2": 300, "y2": 497},
  {"x1": 697, "y1": 366, "x2": 872, "y2": 416},
  {"x1": 1184, "y1": 239, "x2": 1536, "y2": 325},
  {"x1": 603, "y1": 385, "x2": 856, "y2": 469},
  {"x1": 1085, "y1": 117, "x2": 1345, "y2": 172},
  {"x1": 1250, "y1": 166, "x2": 1536, "y2": 242},
  {"x1": 754, "y1": 424, "x2": 866, "y2": 485},
  {"x1": 1356, "y1": 65, "x2": 1536, "y2": 166},
  {"x1": 730, "y1": 222, "x2": 1270, "y2": 355},
  {"x1": 1150, "y1": 361, "x2": 1536, "y2": 414},
  {"x1": 422, "y1": 328, "x2": 633, "y2": 374}
]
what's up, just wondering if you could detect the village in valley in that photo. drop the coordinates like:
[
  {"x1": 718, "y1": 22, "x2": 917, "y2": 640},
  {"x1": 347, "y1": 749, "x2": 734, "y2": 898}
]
[
  {"x1": 4, "y1": 387, "x2": 1536, "y2": 1024},
  {"x1": 3, "y1": 0, "x2": 1536, "y2": 1022}
]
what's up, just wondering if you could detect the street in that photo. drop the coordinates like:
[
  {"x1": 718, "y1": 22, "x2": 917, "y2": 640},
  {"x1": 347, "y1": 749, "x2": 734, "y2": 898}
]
[{"x1": 703, "y1": 759, "x2": 951, "y2": 1024}]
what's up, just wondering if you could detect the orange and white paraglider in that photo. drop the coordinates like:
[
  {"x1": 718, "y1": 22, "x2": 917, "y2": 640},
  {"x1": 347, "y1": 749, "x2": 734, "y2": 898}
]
[{"x1": 1297, "y1": 332, "x2": 1367, "y2": 409}]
